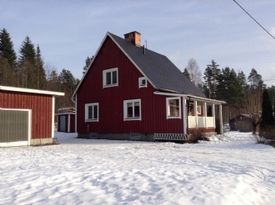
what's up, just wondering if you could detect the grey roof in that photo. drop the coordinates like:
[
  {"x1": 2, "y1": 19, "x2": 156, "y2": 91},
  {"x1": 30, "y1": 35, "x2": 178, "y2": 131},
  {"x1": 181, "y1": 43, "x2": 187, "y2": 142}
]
[{"x1": 109, "y1": 32, "x2": 204, "y2": 97}]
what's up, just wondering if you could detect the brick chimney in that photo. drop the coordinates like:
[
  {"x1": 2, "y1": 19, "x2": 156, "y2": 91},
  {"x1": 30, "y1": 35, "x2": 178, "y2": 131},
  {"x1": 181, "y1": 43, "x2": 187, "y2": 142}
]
[{"x1": 124, "y1": 31, "x2": 141, "y2": 47}]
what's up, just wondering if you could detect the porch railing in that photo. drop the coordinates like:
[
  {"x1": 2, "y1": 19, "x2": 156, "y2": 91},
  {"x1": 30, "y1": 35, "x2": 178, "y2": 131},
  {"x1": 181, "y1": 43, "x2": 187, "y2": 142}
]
[{"x1": 188, "y1": 116, "x2": 215, "y2": 129}]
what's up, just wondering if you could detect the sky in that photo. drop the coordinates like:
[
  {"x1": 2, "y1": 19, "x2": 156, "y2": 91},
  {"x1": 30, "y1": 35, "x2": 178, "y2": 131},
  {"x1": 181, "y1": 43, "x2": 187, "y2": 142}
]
[{"x1": 1, "y1": 0, "x2": 275, "y2": 85}]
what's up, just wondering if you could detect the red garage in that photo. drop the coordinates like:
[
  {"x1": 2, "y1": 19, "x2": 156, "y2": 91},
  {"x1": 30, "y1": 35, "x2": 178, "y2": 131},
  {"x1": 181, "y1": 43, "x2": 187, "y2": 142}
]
[
  {"x1": 0, "y1": 85, "x2": 64, "y2": 146},
  {"x1": 56, "y1": 107, "x2": 76, "y2": 133}
]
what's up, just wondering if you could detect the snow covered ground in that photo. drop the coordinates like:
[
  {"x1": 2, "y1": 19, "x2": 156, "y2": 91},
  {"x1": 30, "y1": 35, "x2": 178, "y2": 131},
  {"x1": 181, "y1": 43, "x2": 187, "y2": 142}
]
[{"x1": 0, "y1": 132, "x2": 275, "y2": 205}]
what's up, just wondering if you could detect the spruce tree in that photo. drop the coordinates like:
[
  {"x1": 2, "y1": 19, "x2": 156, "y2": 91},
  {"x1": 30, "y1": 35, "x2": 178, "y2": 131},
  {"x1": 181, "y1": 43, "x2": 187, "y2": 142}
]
[
  {"x1": 18, "y1": 36, "x2": 37, "y2": 88},
  {"x1": 203, "y1": 60, "x2": 220, "y2": 98},
  {"x1": 35, "y1": 45, "x2": 46, "y2": 89},
  {"x1": 0, "y1": 28, "x2": 17, "y2": 85},
  {"x1": 0, "y1": 28, "x2": 17, "y2": 68}
]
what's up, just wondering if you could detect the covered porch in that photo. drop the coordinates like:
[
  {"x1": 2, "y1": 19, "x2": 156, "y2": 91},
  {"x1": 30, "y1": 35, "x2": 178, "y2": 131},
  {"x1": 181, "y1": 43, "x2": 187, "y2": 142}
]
[{"x1": 154, "y1": 91, "x2": 226, "y2": 141}]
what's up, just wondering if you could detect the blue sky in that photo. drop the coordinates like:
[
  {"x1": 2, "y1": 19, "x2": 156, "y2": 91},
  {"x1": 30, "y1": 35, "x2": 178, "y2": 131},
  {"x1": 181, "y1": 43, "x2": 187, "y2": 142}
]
[{"x1": 1, "y1": 0, "x2": 275, "y2": 85}]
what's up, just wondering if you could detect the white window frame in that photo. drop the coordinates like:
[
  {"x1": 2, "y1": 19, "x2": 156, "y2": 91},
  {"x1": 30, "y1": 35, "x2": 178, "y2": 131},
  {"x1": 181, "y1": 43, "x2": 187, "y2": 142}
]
[
  {"x1": 85, "y1": 103, "x2": 99, "y2": 122},
  {"x1": 166, "y1": 97, "x2": 182, "y2": 119},
  {"x1": 138, "y1": 77, "x2": 147, "y2": 88},
  {"x1": 123, "y1": 99, "x2": 141, "y2": 121},
  {"x1": 103, "y1": 67, "x2": 118, "y2": 88}
]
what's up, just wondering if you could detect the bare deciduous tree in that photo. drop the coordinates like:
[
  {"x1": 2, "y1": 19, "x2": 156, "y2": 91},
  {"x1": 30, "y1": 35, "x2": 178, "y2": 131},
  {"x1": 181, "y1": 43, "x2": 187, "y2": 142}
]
[{"x1": 185, "y1": 58, "x2": 202, "y2": 86}]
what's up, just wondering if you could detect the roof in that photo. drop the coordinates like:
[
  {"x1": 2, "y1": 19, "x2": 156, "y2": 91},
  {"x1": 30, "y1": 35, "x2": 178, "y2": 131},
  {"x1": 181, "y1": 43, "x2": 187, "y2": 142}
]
[
  {"x1": 73, "y1": 32, "x2": 204, "y2": 98},
  {"x1": 0, "y1": 85, "x2": 64, "y2": 96},
  {"x1": 108, "y1": 32, "x2": 204, "y2": 96}
]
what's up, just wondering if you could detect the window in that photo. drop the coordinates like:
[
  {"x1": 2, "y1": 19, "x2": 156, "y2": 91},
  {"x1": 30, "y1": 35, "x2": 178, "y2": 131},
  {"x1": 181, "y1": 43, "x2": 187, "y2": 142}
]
[
  {"x1": 85, "y1": 103, "x2": 99, "y2": 122},
  {"x1": 166, "y1": 97, "x2": 181, "y2": 119},
  {"x1": 138, "y1": 77, "x2": 147, "y2": 88},
  {"x1": 197, "y1": 105, "x2": 202, "y2": 115},
  {"x1": 103, "y1": 67, "x2": 118, "y2": 88},
  {"x1": 123, "y1": 99, "x2": 141, "y2": 121}
]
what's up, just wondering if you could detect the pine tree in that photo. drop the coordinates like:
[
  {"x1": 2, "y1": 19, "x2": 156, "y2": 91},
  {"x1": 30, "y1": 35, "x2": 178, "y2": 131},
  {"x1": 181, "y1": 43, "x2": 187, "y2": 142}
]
[
  {"x1": 18, "y1": 36, "x2": 37, "y2": 88},
  {"x1": 248, "y1": 68, "x2": 264, "y2": 89}
]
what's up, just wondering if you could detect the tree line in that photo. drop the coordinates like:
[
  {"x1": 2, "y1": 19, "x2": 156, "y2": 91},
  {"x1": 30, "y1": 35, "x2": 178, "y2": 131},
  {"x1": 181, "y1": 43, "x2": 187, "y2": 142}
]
[
  {"x1": 184, "y1": 59, "x2": 275, "y2": 125},
  {"x1": 0, "y1": 28, "x2": 79, "y2": 108}
]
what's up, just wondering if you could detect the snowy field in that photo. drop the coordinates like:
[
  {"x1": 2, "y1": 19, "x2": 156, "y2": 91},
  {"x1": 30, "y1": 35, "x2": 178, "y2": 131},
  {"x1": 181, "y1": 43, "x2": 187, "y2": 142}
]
[{"x1": 0, "y1": 132, "x2": 275, "y2": 205}]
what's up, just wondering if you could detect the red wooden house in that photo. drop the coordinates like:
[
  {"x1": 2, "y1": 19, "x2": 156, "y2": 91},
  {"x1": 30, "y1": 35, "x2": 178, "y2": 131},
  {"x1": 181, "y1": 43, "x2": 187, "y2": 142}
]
[
  {"x1": 0, "y1": 85, "x2": 64, "y2": 146},
  {"x1": 73, "y1": 31, "x2": 225, "y2": 141}
]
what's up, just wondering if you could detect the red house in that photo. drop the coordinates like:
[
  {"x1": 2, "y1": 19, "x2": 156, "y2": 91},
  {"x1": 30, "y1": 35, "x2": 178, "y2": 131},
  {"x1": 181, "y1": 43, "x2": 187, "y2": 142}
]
[
  {"x1": 0, "y1": 85, "x2": 64, "y2": 146},
  {"x1": 73, "y1": 31, "x2": 225, "y2": 141}
]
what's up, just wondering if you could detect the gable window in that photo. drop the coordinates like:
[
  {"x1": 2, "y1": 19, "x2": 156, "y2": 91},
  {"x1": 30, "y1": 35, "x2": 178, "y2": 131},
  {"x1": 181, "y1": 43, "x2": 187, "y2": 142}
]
[
  {"x1": 123, "y1": 99, "x2": 141, "y2": 121},
  {"x1": 103, "y1": 67, "x2": 118, "y2": 88},
  {"x1": 85, "y1": 103, "x2": 99, "y2": 122},
  {"x1": 166, "y1": 97, "x2": 181, "y2": 119},
  {"x1": 138, "y1": 77, "x2": 147, "y2": 88}
]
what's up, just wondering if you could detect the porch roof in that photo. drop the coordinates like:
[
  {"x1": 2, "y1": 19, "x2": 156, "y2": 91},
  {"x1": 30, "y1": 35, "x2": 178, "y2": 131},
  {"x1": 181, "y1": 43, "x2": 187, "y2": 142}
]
[{"x1": 154, "y1": 91, "x2": 226, "y2": 104}]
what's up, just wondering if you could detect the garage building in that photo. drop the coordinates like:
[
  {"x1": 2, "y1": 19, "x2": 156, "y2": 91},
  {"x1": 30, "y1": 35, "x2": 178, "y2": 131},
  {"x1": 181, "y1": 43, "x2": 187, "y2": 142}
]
[{"x1": 0, "y1": 85, "x2": 64, "y2": 146}]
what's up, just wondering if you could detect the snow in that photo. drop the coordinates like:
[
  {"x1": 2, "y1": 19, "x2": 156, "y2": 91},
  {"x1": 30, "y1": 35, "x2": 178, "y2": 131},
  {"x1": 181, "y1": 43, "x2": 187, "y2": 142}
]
[{"x1": 0, "y1": 132, "x2": 275, "y2": 205}]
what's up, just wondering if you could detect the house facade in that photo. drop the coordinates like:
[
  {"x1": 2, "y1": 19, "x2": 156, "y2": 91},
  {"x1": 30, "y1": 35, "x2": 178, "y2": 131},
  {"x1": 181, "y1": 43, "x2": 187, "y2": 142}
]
[
  {"x1": 73, "y1": 31, "x2": 225, "y2": 141},
  {"x1": 0, "y1": 85, "x2": 64, "y2": 146}
]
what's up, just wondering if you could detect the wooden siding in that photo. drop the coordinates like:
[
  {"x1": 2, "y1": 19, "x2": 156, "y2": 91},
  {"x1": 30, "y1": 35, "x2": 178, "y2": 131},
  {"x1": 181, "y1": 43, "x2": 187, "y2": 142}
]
[
  {"x1": 0, "y1": 91, "x2": 52, "y2": 139},
  {"x1": 77, "y1": 37, "x2": 183, "y2": 135}
]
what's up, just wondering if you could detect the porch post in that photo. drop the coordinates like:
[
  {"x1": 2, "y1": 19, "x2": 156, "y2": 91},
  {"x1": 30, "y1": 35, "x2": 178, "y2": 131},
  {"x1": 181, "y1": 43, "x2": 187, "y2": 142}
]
[
  {"x1": 182, "y1": 97, "x2": 187, "y2": 135},
  {"x1": 204, "y1": 102, "x2": 207, "y2": 128},
  {"x1": 194, "y1": 100, "x2": 198, "y2": 128},
  {"x1": 219, "y1": 104, "x2": 223, "y2": 134},
  {"x1": 212, "y1": 104, "x2": 216, "y2": 128}
]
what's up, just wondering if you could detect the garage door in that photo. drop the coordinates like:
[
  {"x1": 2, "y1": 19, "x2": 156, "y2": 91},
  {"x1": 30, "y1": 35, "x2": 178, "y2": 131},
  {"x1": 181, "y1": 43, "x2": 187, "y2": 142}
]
[{"x1": 0, "y1": 109, "x2": 31, "y2": 146}]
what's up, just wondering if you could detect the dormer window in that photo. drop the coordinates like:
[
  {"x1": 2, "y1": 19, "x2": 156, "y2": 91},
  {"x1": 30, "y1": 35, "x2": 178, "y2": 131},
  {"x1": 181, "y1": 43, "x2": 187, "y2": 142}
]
[
  {"x1": 138, "y1": 77, "x2": 147, "y2": 88},
  {"x1": 103, "y1": 67, "x2": 118, "y2": 88}
]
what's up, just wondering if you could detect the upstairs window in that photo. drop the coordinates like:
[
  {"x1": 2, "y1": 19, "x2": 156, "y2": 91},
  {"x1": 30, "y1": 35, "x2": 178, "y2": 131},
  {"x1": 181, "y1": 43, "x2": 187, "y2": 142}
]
[
  {"x1": 85, "y1": 103, "x2": 99, "y2": 122},
  {"x1": 138, "y1": 77, "x2": 147, "y2": 88},
  {"x1": 166, "y1": 97, "x2": 181, "y2": 119},
  {"x1": 103, "y1": 67, "x2": 118, "y2": 88},
  {"x1": 123, "y1": 99, "x2": 141, "y2": 121}
]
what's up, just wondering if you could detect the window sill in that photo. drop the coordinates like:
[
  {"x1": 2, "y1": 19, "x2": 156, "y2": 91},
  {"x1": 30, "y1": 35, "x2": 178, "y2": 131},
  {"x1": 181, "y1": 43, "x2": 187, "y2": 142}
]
[
  {"x1": 103, "y1": 84, "x2": 118, "y2": 88},
  {"x1": 166, "y1": 116, "x2": 181, "y2": 119},
  {"x1": 85, "y1": 119, "x2": 99, "y2": 122},
  {"x1": 123, "y1": 118, "x2": 141, "y2": 121}
]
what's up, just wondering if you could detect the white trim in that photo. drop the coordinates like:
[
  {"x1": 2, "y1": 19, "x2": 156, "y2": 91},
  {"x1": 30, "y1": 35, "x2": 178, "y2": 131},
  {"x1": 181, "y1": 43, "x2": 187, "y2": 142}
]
[
  {"x1": 166, "y1": 97, "x2": 182, "y2": 119},
  {"x1": 138, "y1": 77, "x2": 147, "y2": 88},
  {"x1": 219, "y1": 104, "x2": 223, "y2": 134},
  {"x1": 75, "y1": 94, "x2": 77, "y2": 133},
  {"x1": 102, "y1": 67, "x2": 119, "y2": 88},
  {"x1": 154, "y1": 91, "x2": 226, "y2": 104},
  {"x1": 183, "y1": 97, "x2": 187, "y2": 135},
  {"x1": 51, "y1": 97, "x2": 55, "y2": 138},
  {"x1": 212, "y1": 104, "x2": 216, "y2": 128},
  {"x1": 0, "y1": 108, "x2": 31, "y2": 147},
  {"x1": 72, "y1": 32, "x2": 156, "y2": 101},
  {"x1": 123, "y1": 99, "x2": 141, "y2": 121},
  {"x1": 68, "y1": 114, "x2": 71, "y2": 132},
  {"x1": 55, "y1": 112, "x2": 75, "y2": 115},
  {"x1": 0, "y1": 85, "x2": 64, "y2": 96},
  {"x1": 85, "y1": 102, "x2": 99, "y2": 122}
]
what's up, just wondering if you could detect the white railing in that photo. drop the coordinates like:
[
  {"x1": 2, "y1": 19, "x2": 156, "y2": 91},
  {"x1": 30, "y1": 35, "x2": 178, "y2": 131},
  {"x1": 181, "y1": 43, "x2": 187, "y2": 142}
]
[{"x1": 188, "y1": 116, "x2": 215, "y2": 128}]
